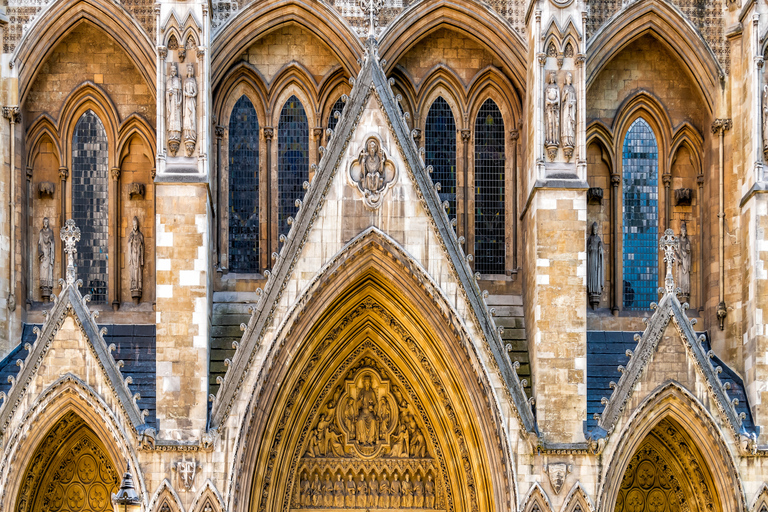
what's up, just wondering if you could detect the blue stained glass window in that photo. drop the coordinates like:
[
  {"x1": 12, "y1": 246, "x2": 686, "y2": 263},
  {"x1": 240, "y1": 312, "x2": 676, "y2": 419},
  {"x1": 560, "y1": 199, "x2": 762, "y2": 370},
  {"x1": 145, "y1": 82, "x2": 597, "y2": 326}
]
[
  {"x1": 327, "y1": 97, "x2": 345, "y2": 132},
  {"x1": 278, "y1": 95, "x2": 309, "y2": 237},
  {"x1": 425, "y1": 97, "x2": 457, "y2": 221},
  {"x1": 72, "y1": 110, "x2": 109, "y2": 304},
  {"x1": 474, "y1": 99, "x2": 506, "y2": 275},
  {"x1": 622, "y1": 118, "x2": 659, "y2": 310},
  {"x1": 228, "y1": 95, "x2": 260, "y2": 273}
]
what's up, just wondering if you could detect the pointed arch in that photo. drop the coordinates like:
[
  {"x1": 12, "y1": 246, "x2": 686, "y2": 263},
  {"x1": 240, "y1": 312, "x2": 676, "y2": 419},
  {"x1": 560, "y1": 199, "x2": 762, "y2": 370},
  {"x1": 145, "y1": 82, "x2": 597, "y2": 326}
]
[
  {"x1": 586, "y1": 0, "x2": 721, "y2": 114},
  {"x1": 117, "y1": 114, "x2": 156, "y2": 168},
  {"x1": 466, "y1": 67, "x2": 521, "y2": 126},
  {"x1": 750, "y1": 483, "x2": 768, "y2": 512},
  {"x1": 560, "y1": 483, "x2": 594, "y2": 512},
  {"x1": 586, "y1": 121, "x2": 615, "y2": 172},
  {"x1": 13, "y1": 0, "x2": 155, "y2": 106},
  {"x1": 148, "y1": 480, "x2": 186, "y2": 512},
  {"x1": 0, "y1": 374, "x2": 145, "y2": 512},
  {"x1": 214, "y1": 62, "x2": 269, "y2": 126},
  {"x1": 379, "y1": 0, "x2": 527, "y2": 95},
  {"x1": 211, "y1": 0, "x2": 362, "y2": 89},
  {"x1": 224, "y1": 227, "x2": 517, "y2": 512},
  {"x1": 612, "y1": 91, "x2": 672, "y2": 177},
  {"x1": 599, "y1": 381, "x2": 744, "y2": 512},
  {"x1": 189, "y1": 480, "x2": 226, "y2": 512},
  {"x1": 58, "y1": 82, "x2": 121, "y2": 167},
  {"x1": 415, "y1": 67, "x2": 468, "y2": 119},
  {"x1": 520, "y1": 482, "x2": 554, "y2": 512},
  {"x1": 25, "y1": 115, "x2": 62, "y2": 171},
  {"x1": 669, "y1": 122, "x2": 704, "y2": 179}
]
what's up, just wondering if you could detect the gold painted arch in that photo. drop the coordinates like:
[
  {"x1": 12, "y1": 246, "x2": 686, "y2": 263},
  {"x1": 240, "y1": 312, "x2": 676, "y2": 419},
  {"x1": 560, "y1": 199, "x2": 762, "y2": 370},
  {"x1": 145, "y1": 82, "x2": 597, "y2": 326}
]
[{"x1": 232, "y1": 233, "x2": 515, "y2": 512}]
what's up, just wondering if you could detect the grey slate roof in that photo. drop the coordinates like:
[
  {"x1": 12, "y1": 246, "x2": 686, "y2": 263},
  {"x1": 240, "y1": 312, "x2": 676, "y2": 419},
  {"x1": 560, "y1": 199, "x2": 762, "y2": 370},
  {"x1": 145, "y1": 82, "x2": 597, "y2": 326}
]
[
  {"x1": 0, "y1": 323, "x2": 157, "y2": 427},
  {"x1": 586, "y1": 330, "x2": 755, "y2": 435}
]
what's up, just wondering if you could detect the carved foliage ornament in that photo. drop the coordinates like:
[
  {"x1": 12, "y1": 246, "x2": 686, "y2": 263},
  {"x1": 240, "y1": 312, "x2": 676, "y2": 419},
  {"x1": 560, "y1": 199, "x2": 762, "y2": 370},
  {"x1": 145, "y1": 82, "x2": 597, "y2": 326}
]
[{"x1": 349, "y1": 136, "x2": 397, "y2": 209}]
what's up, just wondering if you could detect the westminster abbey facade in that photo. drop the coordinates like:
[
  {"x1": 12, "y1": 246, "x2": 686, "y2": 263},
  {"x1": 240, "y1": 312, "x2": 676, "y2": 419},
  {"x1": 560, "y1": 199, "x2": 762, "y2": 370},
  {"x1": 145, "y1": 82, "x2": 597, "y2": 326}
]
[{"x1": 1, "y1": 0, "x2": 768, "y2": 511}]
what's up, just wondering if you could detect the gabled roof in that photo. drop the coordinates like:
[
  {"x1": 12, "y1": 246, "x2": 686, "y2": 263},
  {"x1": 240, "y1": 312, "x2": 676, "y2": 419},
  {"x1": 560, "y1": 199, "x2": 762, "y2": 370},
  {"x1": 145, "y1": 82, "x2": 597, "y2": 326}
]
[
  {"x1": 0, "y1": 267, "x2": 151, "y2": 438},
  {"x1": 209, "y1": 36, "x2": 536, "y2": 433},
  {"x1": 590, "y1": 287, "x2": 751, "y2": 441}
]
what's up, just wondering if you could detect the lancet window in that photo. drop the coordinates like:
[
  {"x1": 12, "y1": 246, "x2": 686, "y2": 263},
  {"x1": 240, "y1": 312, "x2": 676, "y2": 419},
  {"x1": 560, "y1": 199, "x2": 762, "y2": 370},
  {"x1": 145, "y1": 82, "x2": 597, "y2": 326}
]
[
  {"x1": 278, "y1": 95, "x2": 309, "y2": 237},
  {"x1": 425, "y1": 97, "x2": 457, "y2": 221}
]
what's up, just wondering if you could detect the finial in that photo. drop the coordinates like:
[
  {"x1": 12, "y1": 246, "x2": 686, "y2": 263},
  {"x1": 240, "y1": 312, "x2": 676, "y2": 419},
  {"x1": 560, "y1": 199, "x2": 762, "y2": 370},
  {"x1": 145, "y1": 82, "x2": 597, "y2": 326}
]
[
  {"x1": 60, "y1": 219, "x2": 81, "y2": 287},
  {"x1": 361, "y1": 0, "x2": 382, "y2": 38},
  {"x1": 659, "y1": 228, "x2": 679, "y2": 295}
]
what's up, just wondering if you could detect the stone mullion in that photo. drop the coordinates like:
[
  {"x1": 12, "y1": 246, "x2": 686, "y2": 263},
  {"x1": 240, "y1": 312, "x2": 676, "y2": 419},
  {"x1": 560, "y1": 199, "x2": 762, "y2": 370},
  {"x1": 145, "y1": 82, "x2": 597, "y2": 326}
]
[
  {"x1": 510, "y1": 129, "x2": 519, "y2": 272},
  {"x1": 59, "y1": 166, "x2": 68, "y2": 280},
  {"x1": 264, "y1": 126, "x2": 274, "y2": 272},
  {"x1": 111, "y1": 167, "x2": 121, "y2": 310},
  {"x1": 215, "y1": 125, "x2": 224, "y2": 271},
  {"x1": 461, "y1": 129, "x2": 471, "y2": 255}
]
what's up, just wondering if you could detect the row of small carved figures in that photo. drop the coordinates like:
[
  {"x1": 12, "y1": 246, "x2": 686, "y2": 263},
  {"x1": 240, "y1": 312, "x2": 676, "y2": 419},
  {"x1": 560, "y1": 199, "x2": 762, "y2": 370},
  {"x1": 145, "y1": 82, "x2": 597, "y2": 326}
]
[{"x1": 296, "y1": 471, "x2": 437, "y2": 509}]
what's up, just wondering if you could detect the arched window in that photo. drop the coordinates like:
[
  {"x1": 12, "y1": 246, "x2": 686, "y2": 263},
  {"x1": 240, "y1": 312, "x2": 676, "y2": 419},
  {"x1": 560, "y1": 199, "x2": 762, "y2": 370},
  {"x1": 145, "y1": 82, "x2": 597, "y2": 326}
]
[
  {"x1": 622, "y1": 118, "x2": 659, "y2": 310},
  {"x1": 474, "y1": 99, "x2": 505, "y2": 275},
  {"x1": 278, "y1": 95, "x2": 309, "y2": 237},
  {"x1": 228, "y1": 95, "x2": 260, "y2": 273},
  {"x1": 72, "y1": 110, "x2": 109, "y2": 303},
  {"x1": 425, "y1": 97, "x2": 456, "y2": 221},
  {"x1": 327, "y1": 97, "x2": 345, "y2": 132}
]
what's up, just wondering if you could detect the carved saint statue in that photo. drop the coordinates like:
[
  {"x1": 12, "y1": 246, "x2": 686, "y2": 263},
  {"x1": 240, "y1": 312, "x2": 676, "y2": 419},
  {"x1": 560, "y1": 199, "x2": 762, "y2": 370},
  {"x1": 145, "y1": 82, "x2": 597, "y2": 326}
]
[
  {"x1": 345, "y1": 474, "x2": 356, "y2": 507},
  {"x1": 425, "y1": 474, "x2": 435, "y2": 509},
  {"x1": 368, "y1": 476, "x2": 379, "y2": 508},
  {"x1": 128, "y1": 216, "x2": 145, "y2": 302},
  {"x1": 355, "y1": 376, "x2": 379, "y2": 445},
  {"x1": 763, "y1": 85, "x2": 768, "y2": 160},
  {"x1": 402, "y1": 474, "x2": 413, "y2": 508},
  {"x1": 360, "y1": 139, "x2": 385, "y2": 193},
  {"x1": 333, "y1": 474, "x2": 344, "y2": 508},
  {"x1": 38, "y1": 217, "x2": 55, "y2": 300},
  {"x1": 312, "y1": 475, "x2": 323, "y2": 507},
  {"x1": 356, "y1": 474, "x2": 368, "y2": 508},
  {"x1": 561, "y1": 72, "x2": 577, "y2": 161},
  {"x1": 167, "y1": 63, "x2": 183, "y2": 156},
  {"x1": 676, "y1": 221, "x2": 692, "y2": 302},
  {"x1": 379, "y1": 478, "x2": 390, "y2": 509},
  {"x1": 321, "y1": 474, "x2": 332, "y2": 508},
  {"x1": 390, "y1": 474, "x2": 401, "y2": 509},
  {"x1": 389, "y1": 424, "x2": 410, "y2": 458},
  {"x1": 183, "y1": 64, "x2": 198, "y2": 157},
  {"x1": 544, "y1": 71, "x2": 560, "y2": 160},
  {"x1": 413, "y1": 475, "x2": 425, "y2": 508},
  {"x1": 587, "y1": 221, "x2": 604, "y2": 309}
]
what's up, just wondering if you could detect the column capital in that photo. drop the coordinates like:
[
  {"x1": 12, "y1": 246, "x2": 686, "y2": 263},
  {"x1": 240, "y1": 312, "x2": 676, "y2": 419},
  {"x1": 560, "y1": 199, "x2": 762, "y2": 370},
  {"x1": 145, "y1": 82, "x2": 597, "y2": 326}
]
[
  {"x1": 711, "y1": 118, "x2": 732, "y2": 134},
  {"x1": 111, "y1": 167, "x2": 121, "y2": 181},
  {"x1": 263, "y1": 127, "x2": 274, "y2": 140},
  {"x1": 59, "y1": 167, "x2": 69, "y2": 180},
  {"x1": 461, "y1": 129, "x2": 471, "y2": 143},
  {"x1": 2, "y1": 106, "x2": 20, "y2": 124},
  {"x1": 215, "y1": 125, "x2": 225, "y2": 139}
]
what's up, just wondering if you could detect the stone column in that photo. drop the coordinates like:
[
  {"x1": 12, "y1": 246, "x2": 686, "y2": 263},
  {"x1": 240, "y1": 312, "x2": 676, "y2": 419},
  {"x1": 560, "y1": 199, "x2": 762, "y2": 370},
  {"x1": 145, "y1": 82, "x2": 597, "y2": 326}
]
[
  {"x1": 263, "y1": 127, "x2": 274, "y2": 270},
  {"x1": 111, "y1": 167, "x2": 121, "y2": 310},
  {"x1": 58, "y1": 167, "x2": 68, "y2": 279},
  {"x1": 460, "y1": 129, "x2": 471, "y2": 251}
]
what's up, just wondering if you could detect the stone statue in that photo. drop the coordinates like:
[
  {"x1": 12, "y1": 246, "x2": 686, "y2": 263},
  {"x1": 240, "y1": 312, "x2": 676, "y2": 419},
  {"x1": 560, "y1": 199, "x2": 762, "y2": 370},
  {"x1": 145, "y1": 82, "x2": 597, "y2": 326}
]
[
  {"x1": 414, "y1": 475, "x2": 425, "y2": 508},
  {"x1": 544, "y1": 71, "x2": 560, "y2": 161},
  {"x1": 167, "y1": 63, "x2": 183, "y2": 156},
  {"x1": 360, "y1": 139, "x2": 385, "y2": 193},
  {"x1": 321, "y1": 474, "x2": 332, "y2": 508},
  {"x1": 390, "y1": 474, "x2": 401, "y2": 509},
  {"x1": 345, "y1": 474, "x2": 356, "y2": 507},
  {"x1": 183, "y1": 64, "x2": 198, "y2": 157},
  {"x1": 425, "y1": 474, "x2": 435, "y2": 509},
  {"x1": 676, "y1": 221, "x2": 692, "y2": 302},
  {"x1": 368, "y1": 475, "x2": 379, "y2": 508},
  {"x1": 38, "y1": 217, "x2": 55, "y2": 300},
  {"x1": 587, "y1": 221, "x2": 604, "y2": 309},
  {"x1": 402, "y1": 474, "x2": 413, "y2": 508},
  {"x1": 128, "y1": 216, "x2": 145, "y2": 303},
  {"x1": 561, "y1": 72, "x2": 577, "y2": 161},
  {"x1": 763, "y1": 85, "x2": 768, "y2": 160},
  {"x1": 343, "y1": 397, "x2": 356, "y2": 437},
  {"x1": 379, "y1": 477, "x2": 390, "y2": 509},
  {"x1": 355, "y1": 376, "x2": 379, "y2": 445},
  {"x1": 356, "y1": 474, "x2": 367, "y2": 508},
  {"x1": 333, "y1": 474, "x2": 344, "y2": 508},
  {"x1": 411, "y1": 427, "x2": 426, "y2": 458},
  {"x1": 311, "y1": 474, "x2": 322, "y2": 507},
  {"x1": 379, "y1": 397, "x2": 391, "y2": 435},
  {"x1": 353, "y1": 137, "x2": 396, "y2": 209},
  {"x1": 389, "y1": 424, "x2": 409, "y2": 458},
  {"x1": 300, "y1": 474, "x2": 311, "y2": 507}
]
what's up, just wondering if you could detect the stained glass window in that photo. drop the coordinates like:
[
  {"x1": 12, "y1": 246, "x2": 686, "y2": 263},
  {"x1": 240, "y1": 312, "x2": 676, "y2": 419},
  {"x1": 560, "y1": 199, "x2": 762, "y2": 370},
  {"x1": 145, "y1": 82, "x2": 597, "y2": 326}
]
[
  {"x1": 622, "y1": 118, "x2": 659, "y2": 310},
  {"x1": 425, "y1": 97, "x2": 456, "y2": 221},
  {"x1": 72, "y1": 110, "x2": 109, "y2": 304},
  {"x1": 228, "y1": 95, "x2": 260, "y2": 273},
  {"x1": 474, "y1": 99, "x2": 505, "y2": 275},
  {"x1": 327, "y1": 97, "x2": 345, "y2": 132},
  {"x1": 278, "y1": 95, "x2": 309, "y2": 237}
]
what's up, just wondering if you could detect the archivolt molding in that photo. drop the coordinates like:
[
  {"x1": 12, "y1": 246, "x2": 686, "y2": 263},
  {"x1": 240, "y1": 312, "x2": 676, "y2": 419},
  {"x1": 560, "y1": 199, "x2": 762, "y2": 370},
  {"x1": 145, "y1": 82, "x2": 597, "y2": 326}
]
[
  {"x1": 13, "y1": 0, "x2": 155, "y2": 107},
  {"x1": 0, "y1": 373, "x2": 146, "y2": 512},
  {"x1": 211, "y1": 0, "x2": 363, "y2": 88},
  {"x1": 586, "y1": 0, "x2": 721, "y2": 114},
  {"x1": 597, "y1": 382, "x2": 745, "y2": 512},
  {"x1": 209, "y1": 40, "x2": 535, "y2": 440},
  {"x1": 378, "y1": 0, "x2": 527, "y2": 95},
  {"x1": 148, "y1": 479, "x2": 186, "y2": 512}
]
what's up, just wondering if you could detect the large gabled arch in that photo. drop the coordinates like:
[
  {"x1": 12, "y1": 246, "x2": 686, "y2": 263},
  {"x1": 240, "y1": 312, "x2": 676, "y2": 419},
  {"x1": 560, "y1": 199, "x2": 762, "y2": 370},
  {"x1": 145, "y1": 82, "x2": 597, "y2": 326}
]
[
  {"x1": 379, "y1": 0, "x2": 527, "y2": 96},
  {"x1": 211, "y1": 0, "x2": 363, "y2": 89},
  {"x1": 13, "y1": 0, "x2": 155, "y2": 107},
  {"x1": 598, "y1": 381, "x2": 744, "y2": 512},
  {"x1": 586, "y1": 0, "x2": 721, "y2": 114},
  {"x1": 225, "y1": 228, "x2": 518, "y2": 512}
]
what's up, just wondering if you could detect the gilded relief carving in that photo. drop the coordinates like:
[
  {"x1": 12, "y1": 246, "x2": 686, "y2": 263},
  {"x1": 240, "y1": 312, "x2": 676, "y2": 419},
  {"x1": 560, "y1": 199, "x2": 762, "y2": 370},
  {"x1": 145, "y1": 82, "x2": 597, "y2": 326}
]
[{"x1": 295, "y1": 356, "x2": 439, "y2": 510}]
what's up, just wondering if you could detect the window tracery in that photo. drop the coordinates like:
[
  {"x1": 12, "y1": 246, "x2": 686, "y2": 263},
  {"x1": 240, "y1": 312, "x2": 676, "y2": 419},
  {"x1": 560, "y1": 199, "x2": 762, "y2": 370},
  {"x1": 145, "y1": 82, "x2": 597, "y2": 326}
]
[
  {"x1": 228, "y1": 95, "x2": 260, "y2": 273},
  {"x1": 278, "y1": 95, "x2": 310, "y2": 237},
  {"x1": 425, "y1": 97, "x2": 456, "y2": 222},
  {"x1": 72, "y1": 110, "x2": 109, "y2": 304}
]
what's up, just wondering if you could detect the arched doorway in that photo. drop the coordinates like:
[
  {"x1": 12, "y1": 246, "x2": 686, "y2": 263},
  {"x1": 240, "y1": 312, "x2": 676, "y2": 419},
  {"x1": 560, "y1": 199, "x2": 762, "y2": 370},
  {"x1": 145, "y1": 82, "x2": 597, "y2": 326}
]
[{"x1": 15, "y1": 411, "x2": 120, "y2": 512}]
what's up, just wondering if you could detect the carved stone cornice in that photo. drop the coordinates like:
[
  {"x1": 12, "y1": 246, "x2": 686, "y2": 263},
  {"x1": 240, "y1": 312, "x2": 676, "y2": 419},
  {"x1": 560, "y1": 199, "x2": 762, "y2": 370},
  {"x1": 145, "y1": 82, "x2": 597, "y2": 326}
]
[
  {"x1": 711, "y1": 118, "x2": 733, "y2": 134},
  {"x1": 2, "y1": 106, "x2": 20, "y2": 124}
]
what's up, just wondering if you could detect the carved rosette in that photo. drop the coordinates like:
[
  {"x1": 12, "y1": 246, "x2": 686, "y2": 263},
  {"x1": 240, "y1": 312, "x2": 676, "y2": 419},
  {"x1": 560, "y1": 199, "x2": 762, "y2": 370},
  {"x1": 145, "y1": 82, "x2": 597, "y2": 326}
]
[
  {"x1": 349, "y1": 136, "x2": 397, "y2": 210},
  {"x1": 294, "y1": 353, "x2": 441, "y2": 511}
]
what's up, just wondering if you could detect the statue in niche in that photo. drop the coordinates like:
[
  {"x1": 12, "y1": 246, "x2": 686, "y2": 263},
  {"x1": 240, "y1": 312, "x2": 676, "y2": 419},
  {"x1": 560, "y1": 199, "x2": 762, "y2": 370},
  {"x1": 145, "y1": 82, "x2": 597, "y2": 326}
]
[
  {"x1": 379, "y1": 397, "x2": 391, "y2": 435},
  {"x1": 425, "y1": 474, "x2": 435, "y2": 509},
  {"x1": 356, "y1": 375, "x2": 379, "y2": 445},
  {"x1": 333, "y1": 474, "x2": 344, "y2": 508},
  {"x1": 676, "y1": 221, "x2": 692, "y2": 302},
  {"x1": 167, "y1": 63, "x2": 183, "y2": 156},
  {"x1": 414, "y1": 475, "x2": 425, "y2": 508},
  {"x1": 38, "y1": 217, "x2": 54, "y2": 300},
  {"x1": 544, "y1": 71, "x2": 560, "y2": 161},
  {"x1": 128, "y1": 216, "x2": 145, "y2": 303},
  {"x1": 300, "y1": 474, "x2": 311, "y2": 507},
  {"x1": 561, "y1": 72, "x2": 577, "y2": 161},
  {"x1": 587, "y1": 222, "x2": 604, "y2": 310},
  {"x1": 183, "y1": 64, "x2": 198, "y2": 157},
  {"x1": 321, "y1": 474, "x2": 332, "y2": 508},
  {"x1": 389, "y1": 423, "x2": 409, "y2": 458},
  {"x1": 379, "y1": 477, "x2": 390, "y2": 509},
  {"x1": 763, "y1": 85, "x2": 768, "y2": 160},
  {"x1": 345, "y1": 474, "x2": 356, "y2": 507},
  {"x1": 390, "y1": 474, "x2": 401, "y2": 509},
  {"x1": 312, "y1": 474, "x2": 322, "y2": 507},
  {"x1": 402, "y1": 474, "x2": 413, "y2": 508},
  {"x1": 356, "y1": 474, "x2": 368, "y2": 508},
  {"x1": 368, "y1": 475, "x2": 379, "y2": 508},
  {"x1": 350, "y1": 137, "x2": 397, "y2": 209}
]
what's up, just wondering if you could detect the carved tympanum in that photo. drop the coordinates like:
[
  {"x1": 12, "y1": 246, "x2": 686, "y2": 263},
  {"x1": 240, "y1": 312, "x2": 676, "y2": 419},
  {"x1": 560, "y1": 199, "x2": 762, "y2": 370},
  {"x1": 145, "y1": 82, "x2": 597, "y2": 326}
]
[
  {"x1": 349, "y1": 136, "x2": 397, "y2": 209},
  {"x1": 295, "y1": 355, "x2": 440, "y2": 510}
]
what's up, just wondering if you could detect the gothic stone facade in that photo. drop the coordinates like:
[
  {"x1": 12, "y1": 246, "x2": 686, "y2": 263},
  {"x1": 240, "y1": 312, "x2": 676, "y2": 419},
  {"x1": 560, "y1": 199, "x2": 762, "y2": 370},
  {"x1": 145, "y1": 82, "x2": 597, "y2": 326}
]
[{"x1": 1, "y1": 0, "x2": 768, "y2": 512}]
